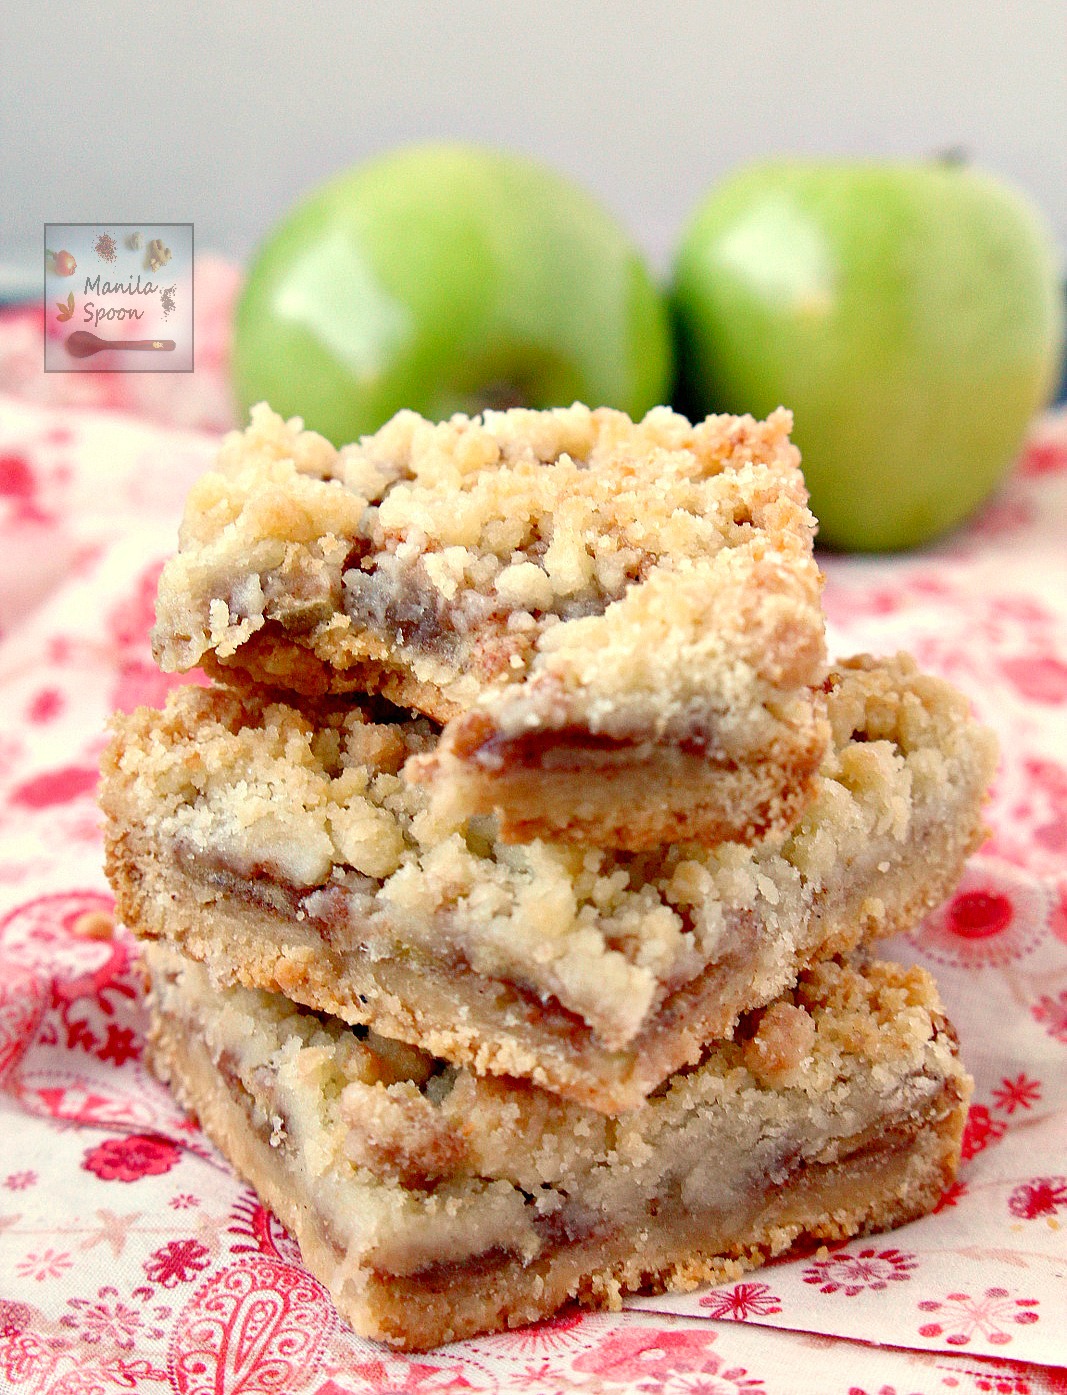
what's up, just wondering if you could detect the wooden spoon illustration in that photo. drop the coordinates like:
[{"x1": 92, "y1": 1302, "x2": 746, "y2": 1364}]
[{"x1": 65, "y1": 331, "x2": 175, "y2": 358}]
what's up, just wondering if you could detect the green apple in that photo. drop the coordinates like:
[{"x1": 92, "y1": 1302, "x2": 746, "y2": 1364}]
[
  {"x1": 233, "y1": 144, "x2": 673, "y2": 443},
  {"x1": 672, "y1": 160, "x2": 1065, "y2": 550}
]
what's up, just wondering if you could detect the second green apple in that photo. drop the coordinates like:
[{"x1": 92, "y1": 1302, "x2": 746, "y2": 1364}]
[{"x1": 672, "y1": 160, "x2": 1065, "y2": 551}]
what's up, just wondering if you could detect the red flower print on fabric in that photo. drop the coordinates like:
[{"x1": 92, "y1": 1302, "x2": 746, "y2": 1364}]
[
  {"x1": 999, "y1": 655, "x2": 1067, "y2": 705},
  {"x1": 101, "y1": 561, "x2": 204, "y2": 711},
  {"x1": 96, "y1": 1022, "x2": 140, "y2": 1066},
  {"x1": 487, "y1": 1310, "x2": 589, "y2": 1355},
  {"x1": 934, "y1": 1179, "x2": 969, "y2": 1213},
  {"x1": 917, "y1": 1288, "x2": 1039, "y2": 1347},
  {"x1": 908, "y1": 866, "x2": 1047, "y2": 970},
  {"x1": 3, "y1": 1170, "x2": 37, "y2": 1191},
  {"x1": 1051, "y1": 884, "x2": 1067, "y2": 944},
  {"x1": 1007, "y1": 1176, "x2": 1067, "y2": 1220},
  {"x1": 0, "y1": 452, "x2": 51, "y2": 525},
  {"x1": 320, "y1": 1356, "x2": 475, "y2": 1395},
  {"x1": 1034, "y1": 819, "x2": 1067, "y2": 859},
  {"x1": 961, "y1": 1105, "x2": 1009, "y2": 1162},
  {"x1": 61, "y1": 1285, "x2": 167, "y2": 1349},
  {"x1": 949, "y1": 891, "x2": 1013, "y2": 937},
  {"x1": 107, "y1": 559, "x2": 163, "y2": 652},
  {"x1": 802, "y1": 1246, "x2": 917, "y2": 1297},
  {"x1": 0, "y1": 1301, "x2": 33, "y2": 1338},
  {"x1": 847, "y1": 1388, "x2": 926, "y2": 1395},
  {"x1": 0, "y1": 1329, "x2": 50, "y2": 1386},
  {"x1": 14, "y1": 1249, "x2": 72, "y2": 1282},
  {"x1": 699, "y1": 1281, "x2": 783, "y2": 1320},
  {"x1": 967, "y1": 495, "x2": 1035, "y2": 541},
  {"x1": 1019, "y1": 438, "x2": 1067, "y2": 476},
  {"x1": 0, "y1": 452, "x2": 35, "y2": 501},
  {"x1": 819, "y1": 579, "x2": 904, "y2": 627},
  {"x1": 1031, "y1": 990, "x2": 1067, "y2": 1045},
  {"x1": 991, "y1": 1074, "x2": 1042, "y2": 1115},
  {"x1": 144, "y1": 1238, "x2": 211, "y2": 1288},
  {"x1": 82, "y1": 1133, "x2": 181, "y2": 1182},
  {"x1": 26, "y1": 689, "x2": 64, "y2": 724},
  {"x1": 1006, "y1": 760, "x2": 1067, "y2": 864},
  {"x1": 571, "y1": 1327, "x2": 762, "y2": 1387},
  {"x1": 10, "y1": 765, "x2": 99, "y2": 810}
]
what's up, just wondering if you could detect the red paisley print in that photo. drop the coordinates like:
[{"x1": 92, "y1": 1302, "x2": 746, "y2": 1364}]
[{"x1": 169, "y1": 1259, "x2": 333, "y2": 1395}]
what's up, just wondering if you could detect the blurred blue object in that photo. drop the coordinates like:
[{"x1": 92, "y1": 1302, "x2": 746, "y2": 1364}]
[{"x1": 0, "y1": 262, "x2": 40, "y2": 308}]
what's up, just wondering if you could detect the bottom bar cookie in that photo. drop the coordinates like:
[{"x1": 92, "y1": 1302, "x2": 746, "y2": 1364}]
[{"x1": 144, "y1": 943, "x2": 970, "y2": 1351}]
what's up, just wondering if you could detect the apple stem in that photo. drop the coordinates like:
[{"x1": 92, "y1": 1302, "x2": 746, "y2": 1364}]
[
  {"x1": 467, "y1": 382, "x2": 528, "y2": 414},
  {"x1": 934, "y1": 147, "x2": 969, "y2": 166}
]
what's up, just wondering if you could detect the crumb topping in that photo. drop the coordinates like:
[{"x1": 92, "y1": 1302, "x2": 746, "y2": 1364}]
[
  {"x1": 152, "y1": 403, "x2": 825, "y2": 753},
  {"x1": 742, "y1": 1000, "x2": 817, "y2": 1088}
]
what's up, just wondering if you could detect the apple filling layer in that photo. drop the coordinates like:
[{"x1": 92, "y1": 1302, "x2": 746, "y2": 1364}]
[
  {"x1": 144, "y1": 943, "x2": 970, "y2": 1350},
  {"x1": 151, "y1": 402, "x2": 827, "y2": 848},
  {"x1": 103, "y1": 654, "x2": 995, "y2": 1110}
]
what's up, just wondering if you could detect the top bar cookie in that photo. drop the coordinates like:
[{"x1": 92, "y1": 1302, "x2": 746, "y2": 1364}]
[{"x1": 152, "y1": 402, "x2": 827, "y2": 850}]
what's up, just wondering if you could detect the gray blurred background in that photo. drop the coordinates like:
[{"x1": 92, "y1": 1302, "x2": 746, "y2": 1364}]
[{"x1": 2, "y1": 0, "x2": 1065, "y2": 281}]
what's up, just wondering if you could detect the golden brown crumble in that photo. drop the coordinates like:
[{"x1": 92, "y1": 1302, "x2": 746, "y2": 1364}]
[{"x1": 742, "y1": 1001, "x2": 817, "y2": 1088}]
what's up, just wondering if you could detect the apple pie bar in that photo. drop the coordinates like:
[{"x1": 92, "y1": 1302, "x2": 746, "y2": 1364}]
[
  {"x1": 144, "y1": 942, "x2": 970, "y2": 1350},
  {"x1": 151, "y1": 402, "x2": 827, "y2": 849},
  {"x1": 103, "y1": 654, "x2": 995, "y2": 1112}
]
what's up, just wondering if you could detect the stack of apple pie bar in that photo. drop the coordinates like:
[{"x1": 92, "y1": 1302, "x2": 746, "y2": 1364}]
[{"x1": 102, "y1": 402, "x2": 996, "y2": 1349}]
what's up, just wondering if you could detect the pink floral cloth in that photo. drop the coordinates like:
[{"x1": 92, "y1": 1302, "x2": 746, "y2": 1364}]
[{"x1": 0, "y1": 283, "x2": 1065, "y2": 1393}]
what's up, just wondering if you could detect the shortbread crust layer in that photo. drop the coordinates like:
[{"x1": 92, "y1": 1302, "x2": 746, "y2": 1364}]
[
  {"x1": 151, "y1": 402, "x2": 827, "y2": 848},
  {"x1": 144, "y1": 944, "x2": 970, "y2": 1350},
  {"x1": 103, "y1": 654, "x2": 995, "y2": 1111}
]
